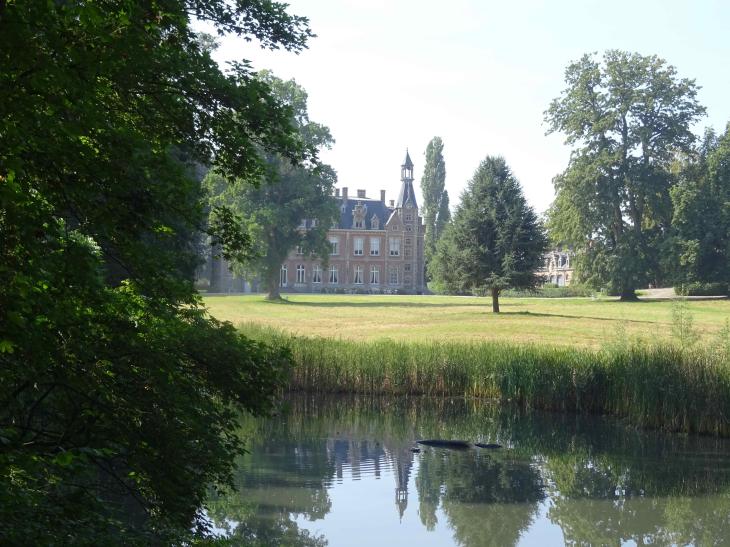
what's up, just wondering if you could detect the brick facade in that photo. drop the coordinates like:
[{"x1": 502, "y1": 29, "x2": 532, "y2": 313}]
[{"x1": 281, "y1": 152, "x2": 426, "y2": 294}]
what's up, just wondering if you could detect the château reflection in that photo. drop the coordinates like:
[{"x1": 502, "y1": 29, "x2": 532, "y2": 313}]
[{"x1": 205, "y1": 395, "x2": 730, "y2": 546}]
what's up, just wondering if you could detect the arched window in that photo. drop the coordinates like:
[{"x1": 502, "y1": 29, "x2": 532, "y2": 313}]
[
  {"x1": 370, "y1": 266, "x2": 380, "y2": 284},
  {"x1": 279, "y1": 265, "x2": 288, "y2": 287},
  {"x1": 312, "y1": 265, "x2": 322, "y2": 284}
]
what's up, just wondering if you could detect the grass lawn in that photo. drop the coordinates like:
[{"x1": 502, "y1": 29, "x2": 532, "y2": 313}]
[{"x1": 202, "y1": 293, "x2": 730, "y2": 348}]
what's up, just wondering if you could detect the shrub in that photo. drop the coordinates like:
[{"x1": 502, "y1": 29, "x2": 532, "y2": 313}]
[
  {"x1": 676, "y1": 282, "x2": 729, "y2": 296},
  {"x1": 501, "y1": 285, "x2": 595, "y2": 298}
]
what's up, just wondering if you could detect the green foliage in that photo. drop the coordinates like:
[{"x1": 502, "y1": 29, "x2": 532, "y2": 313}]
[
  {"x1": 205, "y1": 73, "x2": 339, "y2": 300},
  {"x1": 676, "y1": 282, "x2": 729, "y2": 297},
  {"x1": 0, "y1": 0, "x2": 311, "y2": 543},
  {"x1": 240, "y1": 324, "x2": 730, "y2": 437},
  {"x1": 430, "y1": 156, "x2": 547, "y2": 311},
  {"x1": 669, "y1": 125, "x2": 730, "y2": 287},
  {"x1": 501, "y1": 284, "x2": 595, "y2": 298},
  {"x1": 420, "y1": 137, "x2": 449, "y2": 271},
  {"x1": 546, "y1": 51, "x2": 705, "y2": 299}
]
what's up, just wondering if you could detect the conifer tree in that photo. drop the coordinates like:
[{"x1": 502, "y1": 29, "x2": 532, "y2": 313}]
[{"x1": 430, "y1": 156, "x2": 547, "y2": 312}]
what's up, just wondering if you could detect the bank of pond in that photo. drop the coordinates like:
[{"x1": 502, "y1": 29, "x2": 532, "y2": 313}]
[
  {"x1": 206, "y1": 395, "x2": 730, "y2": 545},
  {"x1": 240, "y1": 324, "x2": 730, "y2": 437}
]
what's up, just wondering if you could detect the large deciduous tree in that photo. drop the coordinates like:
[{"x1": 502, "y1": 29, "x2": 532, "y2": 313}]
[
  {"x1": 545, "y1": 50, "x2": 705, "y2": 300},
  {"x1": 430, "y1": 156, "x2": 547, "y2": 312},
  {"x1": 669, "y1": 125, "x2": 730, "y2": 288},
  {"x1": 205, "y1": 73, "x2": 339, "y2": 300},
  {"x1": 0, "y1": 1, "x2": 315, "y2": 543},
  {"x1": 421, "y1": 137, "x2": 449, "y2": 270}
]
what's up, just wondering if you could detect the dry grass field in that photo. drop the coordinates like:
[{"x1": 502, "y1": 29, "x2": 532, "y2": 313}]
[{"x1": 202, "y1": 293, "x2": 730, "y2": 348}]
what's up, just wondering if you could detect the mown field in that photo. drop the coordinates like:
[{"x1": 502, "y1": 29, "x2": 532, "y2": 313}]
[{"x1": 203, "y1": 293, "x2": 730, "y2": 348}]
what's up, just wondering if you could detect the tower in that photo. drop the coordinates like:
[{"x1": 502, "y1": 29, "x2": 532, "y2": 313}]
[
  {"x1": 392, "y1": 149, "x2": 423, "y2": 293},
  {"x1": 396, "y1": 150, "x2": 417, "y2": 209}
]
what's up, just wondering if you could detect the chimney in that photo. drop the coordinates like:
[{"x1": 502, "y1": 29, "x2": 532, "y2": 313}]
[
  {"x1": 380, "y1": 190, "x2": 386, "y2": 203},
  {"x1": 342, "y1": 187, "x2": 348, "y2": 201},
  {"x1": 357, "y1": 189, "x2": 366, "y2": 198},
  {"x1": 389, "y1": 199, "x2": 394, "y2": 208},
  {"x1": 335, "y1": 188, "x2": 340, "y2": 197}
]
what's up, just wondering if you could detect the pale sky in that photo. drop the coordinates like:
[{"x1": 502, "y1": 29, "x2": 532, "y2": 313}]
[{"x1": 201, "y1": 0, "x2": 730, "y2": 213}]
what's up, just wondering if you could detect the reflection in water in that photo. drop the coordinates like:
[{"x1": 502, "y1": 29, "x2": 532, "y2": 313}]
[{"x1": 205, "y1": 396, "x2": 730, "y2": 546}]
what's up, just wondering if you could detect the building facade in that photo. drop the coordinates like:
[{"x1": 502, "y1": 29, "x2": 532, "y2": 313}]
[
  {"x1": 538, "y1": 250, "x2": 574, "y2": 286},
  {"x1": 280, "y1": 151, "x2": 426, "y2": 294}
]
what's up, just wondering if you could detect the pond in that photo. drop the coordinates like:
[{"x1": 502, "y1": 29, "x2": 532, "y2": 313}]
[{"x1": 205, "y1": 396, "x2": 730, "y2": 546}]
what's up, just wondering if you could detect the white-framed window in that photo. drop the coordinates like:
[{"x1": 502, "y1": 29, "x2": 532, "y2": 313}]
[
  {"x1": 353, "y1": 237, "x2": 364, "y2": 256},
  {"x1": 311, "y1": 219, "x2": 318, "y2": 227},
  {"x1": 405, "y1": 263, "x2": 412, "y2": 272},
  {"x1": 295, "y1": 245, "x2": 304, "y2": 255},
  {"x1": 389, "y1": 237, "x2": 401, "y2": 256},
  {"x1": 280, "y1": 265, "x2": 288, "y2": 287},
  {"x1": 405, "y1": 214, "x2": 412, "y2": 221},
  {"x1": 370, "y1": 237, "x2": 380, "y2": 256},
  {"x1": 371, "y1": 216, "x2": 380, "y2": 230},
  {"x1": 370, "y1": 266, "x2": 380, "y2": 285},
  {"x1": 354, "y1": 218, "x2": 364, "y2": 229},
  {"x1": 296, "y1": 264, "x2": 305, "y2": 284},
  {"x1": 330, "y1": 237, "x2": 339, "y2": 255},
  {"x1": 329, "y1": 265, "x2": 338, "y2": 284},
  {"x1": 406, "y1": 225, "x2": 412, "y2": 232},
  {"x1": 389, "y1": 266, "x2": 399, "y2": 285},
  {"x1": 354, "y1": 265, "x2": 363, "y2": 284},
  {"x1": 312, "y1": 265, "x2": 322, "y2": 284}
]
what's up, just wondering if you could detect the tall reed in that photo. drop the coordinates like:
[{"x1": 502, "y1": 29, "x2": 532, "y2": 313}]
[{"x1": 239, "y1": 323, "x2": 730, "y2": 436}]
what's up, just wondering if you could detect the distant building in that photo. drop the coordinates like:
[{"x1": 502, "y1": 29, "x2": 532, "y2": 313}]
[
  {"x1": 280, "y1": 151, "x2": 426, "y2": 294},
  {"x1": 538, "y1": 250, "x2": 574, "y2": 286}
]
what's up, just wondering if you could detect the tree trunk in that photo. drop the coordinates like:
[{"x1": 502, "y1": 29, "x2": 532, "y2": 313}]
[
  {"x1": 491, "y1": 287, "x2": 500, "y2": 313},
  {"x1": 619, "y1": 288, "x2": 638, "y2": 301},
  {"x1": 209, "y1": 251, "x2": 222, "y2": 293},
  {"x1": 266, "y1": 276, "x2": 281, "y2": 301}
]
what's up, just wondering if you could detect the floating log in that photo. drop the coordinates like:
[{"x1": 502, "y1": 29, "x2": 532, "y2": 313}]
[{"x1": 416, "y1": 439, "x2": 471, "y2": 449}]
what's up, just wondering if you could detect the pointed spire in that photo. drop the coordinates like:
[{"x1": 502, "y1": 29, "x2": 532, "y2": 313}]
[
  {"x1": 397, "y1": 148, "x2": 417, "y2": 209},
  {"x1": 403, "y1": 149, "x2": 413, "y2": 170}
]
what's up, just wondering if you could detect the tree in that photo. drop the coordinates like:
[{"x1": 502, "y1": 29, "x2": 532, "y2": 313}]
[
  {"x1": 1, "y1": 1, "x2": 315, "y2": 543},
  {"x1": 430, "y1": 156, "x2": 547, "y2": 312},
  {"x1": 545, "y1": 51, "x2": 705, "y2": 300},
  {"x1": 669, "y1": 125, "x2": 730, "y2": 288},
  {"x1": 420, "y1": 137, "x2": 448, "y2": 270},
  {"x1": 205, "y1": 73, "x2": 339, "y2": 300}
]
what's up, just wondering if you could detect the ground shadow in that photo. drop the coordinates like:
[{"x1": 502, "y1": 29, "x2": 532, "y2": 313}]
[{"x1": 505, "y1": 310, "x2": 657, "y2": 324}]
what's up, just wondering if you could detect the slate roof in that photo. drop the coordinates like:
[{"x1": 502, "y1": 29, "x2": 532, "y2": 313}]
[
  {"x1": 396, "y1": 178, "x2": 417, "y2": 209},
  {"x1": 402, "y1": 150, "x2": 414, "y2": 169},
  {"x1": 337, "y1": 197, "x2": 393, "y2": 230}
]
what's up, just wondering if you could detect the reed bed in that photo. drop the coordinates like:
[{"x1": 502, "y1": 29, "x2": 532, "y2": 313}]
[{"x1": 239, "y1": 324, "x2": 730, "y2": 436}]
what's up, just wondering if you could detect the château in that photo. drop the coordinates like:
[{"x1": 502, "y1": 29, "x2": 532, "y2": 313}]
[{"x1": 280, "y1": 151, "x2": 426, "y2": 294}]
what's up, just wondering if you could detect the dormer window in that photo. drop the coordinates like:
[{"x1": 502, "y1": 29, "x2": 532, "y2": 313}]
[
  {"x1": 371, "y1": 215, "x2": 380, "y2": 230},
  {"x1": 352, "y1": 201, "x2": 366, "y2": 229}
]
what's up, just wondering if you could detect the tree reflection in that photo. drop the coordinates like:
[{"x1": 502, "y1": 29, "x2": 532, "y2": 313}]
[
  {"x1": 203, "y1": 395, "x2": 730, "y2": 546},
  {"x1": 416, "y1": 448, "x2": 544, "y2": 546},
  {"x1": 205, "y1": 417, "x2": 334, "y2": 546}
]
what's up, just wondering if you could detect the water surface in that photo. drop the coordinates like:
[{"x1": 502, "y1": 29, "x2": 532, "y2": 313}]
[{"x1": 206, "y1": 396, "x2": 730, "y2": 546}]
